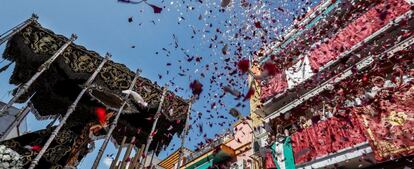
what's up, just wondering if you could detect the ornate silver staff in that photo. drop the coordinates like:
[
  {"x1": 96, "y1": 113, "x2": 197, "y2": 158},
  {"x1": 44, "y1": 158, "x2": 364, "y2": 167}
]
[
  {"x1": 0, "y1": 102, "x2": 31, "y2": 140},
  {"x1": 120, "y1": 136, "x2": 136, "y2": 169},
  {"x1": 0, "y1": 34, "x2": 77, "y2": 116},
  {"x1": 130, "y1": 144, "x2": 145, "y2": 169},
  {"x1": 110, "y1": 136, "x2": 127, "y2": 169},
  {"x1": 0, "y1": 14, "x2": 38, "y2": 45},
  {"x1": 176, "y1": 98, "x2": 194, "y2": 169},
  {"x1": 148, "y1": 142, "x2": 160, "y2": 168},
  {"x1": 91, "y1": 69, "x2": 141, "y2": 169},
  {"x1": 140, "y1": 86, "x2": 168, "y2": 169},
  {"x1": 28, "y1": 53, "x2": 111, "y2": 169}
]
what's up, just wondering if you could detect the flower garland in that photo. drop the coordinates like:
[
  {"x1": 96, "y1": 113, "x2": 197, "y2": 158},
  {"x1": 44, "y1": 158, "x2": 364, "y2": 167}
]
[{"x1": 0, "y1": 145, "x2": 23, "y2": 169}]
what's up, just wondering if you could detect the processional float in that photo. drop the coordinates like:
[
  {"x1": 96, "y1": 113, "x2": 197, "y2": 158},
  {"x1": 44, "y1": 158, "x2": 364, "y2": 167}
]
[{"x1": 0, "y1": 15, "x2": 190, "y2": 169}]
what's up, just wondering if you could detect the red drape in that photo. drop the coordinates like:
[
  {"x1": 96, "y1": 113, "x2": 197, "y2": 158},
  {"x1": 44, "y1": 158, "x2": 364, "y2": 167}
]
[
  {"x1": 291, "y1": 127, "x2": 316, "y2": 164},
  {"x1": 260, "y1": 72, "x2": 288, "y2": 101},
  {"x1": 265, "y1": 150, "x2": 277, "y2": 169},
  {"x1": 307, "y1": 120, "x2": 333, "y2": 157},
  {"x1": 354, "y1": 85, "x2": 414, "y2": 162},
  {"x1": 308, "y1": 0, "x2": 412, "y2": 70},
  {"x1": 291, "y1": 116, "x2": 367, "y2": 164}
]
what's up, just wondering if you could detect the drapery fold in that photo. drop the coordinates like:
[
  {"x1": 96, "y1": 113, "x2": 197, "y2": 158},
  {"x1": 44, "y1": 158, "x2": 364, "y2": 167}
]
[
  {"x1": 354, "y1": 85, "x2": 414, "y2": 161},
  {"x1": 291, "y1": 116, "x2": 366, "y2": 164},
  {"x1": 260, "y1": 72, "x2": 288, "y2": 101},
  {"x1": 285, "y1": 56, "x2": 314, "y2": 89},
  {"x1": 308, "y1": 0, "x2": 412, "y2": 70},
  {"x1": 266, "y1": 150, "x2": 277, "y2": 169}
]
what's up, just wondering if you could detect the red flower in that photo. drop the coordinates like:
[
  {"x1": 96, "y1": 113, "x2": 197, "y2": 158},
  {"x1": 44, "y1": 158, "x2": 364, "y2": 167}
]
[
  {"x1": 237, "y1": 59, "x2": 250, "y2": 73},
  {"x1": 31, "y1": 145, "x2": 42, "y2": 152},
  {"x1": 254, "y1": 21, "x2": 262, "y2": 28},
  {"x1": 263, "y1": 61, "x2": 279, "y2": 76},
  {"x1": 149, "y1": 4, "x2": 163, "y2": 14},
  {"x1": 190, "y1": 80, "x2": 203, "y2": 96},
  {"x1": 95, "y1": 107, "x2": 107, "y2": 125}
]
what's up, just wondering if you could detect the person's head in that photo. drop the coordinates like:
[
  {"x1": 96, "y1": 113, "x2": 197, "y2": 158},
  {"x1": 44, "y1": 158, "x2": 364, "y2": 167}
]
[
  {"x1": 317, "y1": 110, "x2": 324, "y2": 116},
  {"x1": 372, "y1": 76, "x2": 385, "y2": 87},
  {"x1": 326, "y1": 104, "x2": 333, "y2": 110},
  {"x1": 271, "y1": 135, "x2": 276, "y2": 141},
  {"x1": 276, "y1": 124, "x2": 282, "y2": 132},
  {"x1": 299, "y1": 116, "x2": 306, "y2": 123},
  {"x1": 284, "y1": 129, "x2": 290, "y2": 136}
]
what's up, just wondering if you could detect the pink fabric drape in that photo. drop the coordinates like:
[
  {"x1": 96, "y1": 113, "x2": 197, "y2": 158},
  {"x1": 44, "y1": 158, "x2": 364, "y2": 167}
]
[
  {"x1": 265, "y1": 151, "x2": 277, "y2": 169},
  {"x1": 307, "y1": 120, "x2": 333, "y2": 157},
  {"x1": 260, "y1": 73, "x2": 288, "y2": 101},
  {"x1": 291, "y1": 116, "x2": 367, "y2": 164},
  {"x1": 308, "y1": 0, "x2": 411, "y2": 70},
  {"x1": 291, "y1": 127, "x2": 315, "y2": 164},
  {"x1": 354, "y1": 85, "x2": 414, "y2": 161}
]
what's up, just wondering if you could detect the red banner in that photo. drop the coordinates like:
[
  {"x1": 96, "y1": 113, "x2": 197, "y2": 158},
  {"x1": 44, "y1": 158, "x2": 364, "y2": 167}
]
[
  {"x1": 291, "y1": 116, "x2": 366, "y2": 164},
  {"x1": 265, "y1": 150, "x2": 277, "y2": 169},
  {"x1": 308, "y1": 0, "x2": 412, "y2": 70},
  {"x1": 260, "y1": 72, "x2": 288, "y2": 101},
  {"x1": 354, "y1": 85, "x2": 414, "y2": 161}
]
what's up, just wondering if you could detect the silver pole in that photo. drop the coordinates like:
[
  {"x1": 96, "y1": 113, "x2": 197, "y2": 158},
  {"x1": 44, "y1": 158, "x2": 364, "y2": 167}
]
[
  {"x1": 0, "y1": 103, "x2": 31, "y2": 140},
  {"x1": 28, "y1": 53, "x2": 111, "y2": 169},
  {"x1": 140, "y1": 86, "x2": 168, "y2": 169},
  {"x1": 148, "y1": 142, "x2": 159, "y2": 169},
  {"x1": 176, "y1": 99, "x2": 193, "y2": 169},
  {"x1": 110, "y1": 136, "x2": 127, "y2": 169},
  {"x1": 120, "y1": 136, "x2": 136, "y2": 169},
  {"x1": 0, "y1": 14, "x2": 38, "y2": 45},
  {"x1": 129, "y1": 144, "x2": 145, "y2": 169},
  {"x1": 91, "y1": 69, "x2": 141, "y2": 169},
  {"x1": 0, "y1": 34, "x2": 77, "y2": 116}
]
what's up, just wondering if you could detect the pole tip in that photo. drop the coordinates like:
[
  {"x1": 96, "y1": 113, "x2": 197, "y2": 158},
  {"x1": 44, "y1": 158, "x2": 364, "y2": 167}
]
[
  {"x1": 70, "y1": 34, "x2": 78, "y2": 41},
  {"x1": 31, "y1": 13, "x2": 39, "y2": 20},
  {"x1": 135, "y1": 68, "x2": 142, "y2": 74},
  {"x1": 105, "y1": 53, "x2": 112, "y2": 59}
]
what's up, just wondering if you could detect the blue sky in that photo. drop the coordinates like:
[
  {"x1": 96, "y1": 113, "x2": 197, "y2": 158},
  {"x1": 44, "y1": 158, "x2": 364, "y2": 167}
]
[{"x1": 0, "y1": 0, "x2": 317, "y2": 168}]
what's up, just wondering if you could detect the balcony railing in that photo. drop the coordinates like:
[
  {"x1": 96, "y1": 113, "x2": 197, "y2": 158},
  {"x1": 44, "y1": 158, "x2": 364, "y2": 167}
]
[{"x1": 184, "y1": 132, "x2": 234, "y2": 164}]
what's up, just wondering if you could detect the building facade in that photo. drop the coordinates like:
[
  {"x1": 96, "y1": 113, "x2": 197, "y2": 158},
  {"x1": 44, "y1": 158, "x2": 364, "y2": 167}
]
[
  {"x1": 250, "y1": 0, "x2": 414, "y2": 168},
  {"x1": 158, "y1": 119, "x2": 259, "y2": 169}
]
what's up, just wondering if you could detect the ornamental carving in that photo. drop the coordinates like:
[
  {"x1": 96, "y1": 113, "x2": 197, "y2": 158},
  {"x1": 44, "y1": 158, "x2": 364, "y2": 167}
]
[
  {"x1": 21, "y1": 26, "x2": 63, "y2": 56},
  {"x1": 18, "y1": 22, "x2": 189, "y2": 119},
  {"x1": 44, "y1": 145, "x2": 71, "y2": 163}
]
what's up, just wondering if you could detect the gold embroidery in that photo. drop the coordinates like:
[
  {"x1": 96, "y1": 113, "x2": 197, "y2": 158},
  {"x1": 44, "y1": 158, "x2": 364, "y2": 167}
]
[
  {"x1": 385, "y1": 111, "x2": 407, "y2": 126},
  {"x1": 19, "y1": 23, "x2": 189, "y2": 119}
]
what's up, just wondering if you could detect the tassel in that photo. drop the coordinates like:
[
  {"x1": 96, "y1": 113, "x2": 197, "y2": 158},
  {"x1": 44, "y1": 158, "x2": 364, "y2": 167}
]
[
  {"x1": 0, "y1": 62, "x2": 13, "y2": 74},
  {"x1": 95, "y1": 107, "x2": 107, "y2": 125}
]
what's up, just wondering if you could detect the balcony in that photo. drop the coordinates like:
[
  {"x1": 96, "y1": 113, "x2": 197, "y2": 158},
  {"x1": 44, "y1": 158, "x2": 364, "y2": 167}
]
[
  {"x1": 184, "y1": 133, "x2": 234, "y2": 163},
  {"x1": 290, "y1": 116, "x2": 369, "y2": 168},
  {"x1": 296, "y1": 142, "x2": 373, "y2": 169},
  {"x1": 182, "y1": 144, "x2": 235, "y2": 169},
  {"x1": 256, "y1": 0, "x2": 414, "y2": 122}
]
